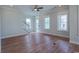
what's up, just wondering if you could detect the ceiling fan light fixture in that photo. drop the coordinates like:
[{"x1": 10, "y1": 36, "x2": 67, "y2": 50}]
[
  {"x1": 34, "y1": 8, "x2": 37, "y2": 11},
  {"x1": 33, "y1": 5, "x2": 43, "y2": 12}
]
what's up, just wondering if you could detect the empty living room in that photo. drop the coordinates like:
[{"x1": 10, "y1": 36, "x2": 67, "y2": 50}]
[{"x1": 0, "y1": 5, "x2": 79, "y2": 53}]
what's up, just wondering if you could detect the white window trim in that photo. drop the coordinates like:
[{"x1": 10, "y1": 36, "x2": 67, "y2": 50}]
[
  {"x1": 57, "y1": 11, "x2": 68, "y2": 32},
  {"x1": 44, "y1": 16, "x2": 50, "y2": 29}
]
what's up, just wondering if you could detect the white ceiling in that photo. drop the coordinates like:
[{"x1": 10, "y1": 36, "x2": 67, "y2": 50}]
[
  {"x1": 1, "y1": 5, "x2": 56, "y2": 16},
  {"x1": 13, "y1": 5, "x2": 56, "y2": 16}
]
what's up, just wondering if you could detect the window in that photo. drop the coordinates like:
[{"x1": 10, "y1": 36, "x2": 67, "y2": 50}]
[
  {"x1": 44, "y1": 17, "x2": 50, "y2": 29},
  {"x1": 26, "y1": 18, "x2": 31, "y2": 31},
  {"x1": 57, "y1": 14, "x2": 68, "y2": 31},
  {"x1": 36, "y1": 19, "x2": 39, "y2": 32}
]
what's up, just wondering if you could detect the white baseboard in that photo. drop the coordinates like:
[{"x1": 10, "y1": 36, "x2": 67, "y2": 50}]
[
  {"x1": 1, "y1": 33, "x2": 27, "y2": 39},
  {"x1": 40, "y1": 32, "x2": 69, "y2": 38},
  {"x1": 70, "y1": 40, "x2": 79, "y2": 45},
  {"x1": 70, "y1": 36, "x2": 79, "y2": 45},
  {"x1": 1, "y1": 32, "x2": 69, "y2": 39},
  {"x1": 53, "y1": 34, "x2": 69, "y2": 38}
]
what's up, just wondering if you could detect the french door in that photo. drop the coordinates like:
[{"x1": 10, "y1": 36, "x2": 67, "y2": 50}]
[{"x1": 35, "y1": 19, "x2": 40, "y2": 32}]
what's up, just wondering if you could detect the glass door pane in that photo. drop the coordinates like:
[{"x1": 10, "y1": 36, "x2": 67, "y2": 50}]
[
  {"x1": 26, "y1": 18, "x2": 31, "y2": 33},
  {"x1": 36, "y1": 19, "x2": 39, "y2": 32}
]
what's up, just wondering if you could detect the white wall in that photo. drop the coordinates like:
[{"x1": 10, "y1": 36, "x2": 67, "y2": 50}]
[
  {"x1": 38, "y1": 6, "x2": 69, "y2": 38},
  {"x1": 0, "y1": 10, "x2": 1, "y2": 39},
  {"x1": 1, "y1": 6, "x2": 70, "y2": 39},
  {"x1": 0, "y1": 7, "x2": 2, "y2": 52},
  {"x1": 1, "y1": 6, "x2": 33, "y2": 39},
  {"x1": 78, "y1": 6, "x2": 79, "y2": 37},
  {"x1": 69, "y1": 5, "x2": 79, "y2": 45}
]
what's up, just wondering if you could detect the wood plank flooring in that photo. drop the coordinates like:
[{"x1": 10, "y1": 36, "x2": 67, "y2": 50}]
[{"x1": 1, "y1": 33, "x2": 79, "y2": 53}]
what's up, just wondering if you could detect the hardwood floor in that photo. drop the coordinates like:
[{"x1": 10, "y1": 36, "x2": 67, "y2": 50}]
[{"x1": 1, "y1": 33, "x2": 79, "y2": 53}]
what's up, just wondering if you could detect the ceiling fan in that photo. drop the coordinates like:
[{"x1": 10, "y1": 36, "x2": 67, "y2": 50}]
[{"x1": 33, "y1": 5, "x2": 43, "y2": 11}]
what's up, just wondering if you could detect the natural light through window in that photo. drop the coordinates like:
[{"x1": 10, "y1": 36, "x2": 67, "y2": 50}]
[
  {"x1": 26, "y1": 18, "x2": 31, "y2": 32},
  {"x1": 36, "y1": 19, "x2": 39, "y2": 32},
  {"x1": 57, "y1": 14, "x2": 68, "y2": 31},
  {"x1": 45, "y1": 17, "x2": 50, "y2": 29}
]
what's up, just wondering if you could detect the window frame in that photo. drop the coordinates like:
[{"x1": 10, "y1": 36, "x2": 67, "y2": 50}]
[
  {"x1": 57, "y1": 12, "x2": 68, "y2": 32},
  {"x1": 25, "y1": 18, "x2": 32, "y2": 31},
  {"x1": 44, "y1": 16, "x2": 50, "y2": 29}
]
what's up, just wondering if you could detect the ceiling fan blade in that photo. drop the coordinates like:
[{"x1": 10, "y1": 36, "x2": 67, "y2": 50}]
[
  {"x1": 37, "y1": 9, "x2": 39, "y2": 11},
  {"x1": 33, "y1": 5, "x2": 43, "y2": 11},
  {"x1": 37, "y1": 7, "x2": 43, "y2": 9}
]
